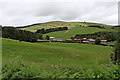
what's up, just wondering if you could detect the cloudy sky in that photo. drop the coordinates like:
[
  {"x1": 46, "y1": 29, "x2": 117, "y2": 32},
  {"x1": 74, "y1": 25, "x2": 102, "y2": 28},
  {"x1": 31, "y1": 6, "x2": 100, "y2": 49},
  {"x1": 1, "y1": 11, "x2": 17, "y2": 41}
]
[{"x1": 0, "y1": 0, "x2": 118, "y2": 27}]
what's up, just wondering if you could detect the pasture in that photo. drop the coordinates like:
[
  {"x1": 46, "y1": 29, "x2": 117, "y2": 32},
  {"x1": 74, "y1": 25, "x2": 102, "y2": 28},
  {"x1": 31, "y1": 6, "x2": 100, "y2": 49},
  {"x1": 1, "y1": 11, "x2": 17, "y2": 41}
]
[
  {"x1": 2, "y1": 38, "x2": 119, "y2": 78},
  {"x1": 3, "y1": 38, "x2": 113, "y2": 68},
  {"x1": 20, "y1": 21, "x2": 114, "y2": 32},
  {"x1": 43, "y1": 27, "x2": 116, "y2": 39}
]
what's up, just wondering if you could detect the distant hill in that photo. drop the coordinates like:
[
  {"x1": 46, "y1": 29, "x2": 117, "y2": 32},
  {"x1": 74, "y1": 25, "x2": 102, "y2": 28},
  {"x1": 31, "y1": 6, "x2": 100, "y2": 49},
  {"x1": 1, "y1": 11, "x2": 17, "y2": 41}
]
[
  {"x1": 19, "y1": 21, "x2": 114, "y2": 32},
  {"x1": 18, "y1": 21, "x2": 117, "y2": 39},
  {"x1": 17, "y1": 23, "x2": 42, "y2": 28},
  {"x1": 44, "y1": 27, "x2": 117, "y2": 39}
]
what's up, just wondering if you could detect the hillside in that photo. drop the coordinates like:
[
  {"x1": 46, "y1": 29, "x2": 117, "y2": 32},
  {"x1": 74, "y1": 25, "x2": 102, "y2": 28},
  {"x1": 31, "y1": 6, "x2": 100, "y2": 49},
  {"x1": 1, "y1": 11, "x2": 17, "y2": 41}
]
[
  {"x1": 19, "y1": 21, "x2": 117, "y2": 39},
  {"x1": 2, "y1": 38, "x2": 119, "y2": 78},
  {"x1": 43, "y1": 27, "x2": 116, "y2": 39},
  {"x1": 20, "y1": 21, "x2": 114, "y2": 32},
  {"x1": 3, "y1": 38, "x2": 112, "y2": 67}
]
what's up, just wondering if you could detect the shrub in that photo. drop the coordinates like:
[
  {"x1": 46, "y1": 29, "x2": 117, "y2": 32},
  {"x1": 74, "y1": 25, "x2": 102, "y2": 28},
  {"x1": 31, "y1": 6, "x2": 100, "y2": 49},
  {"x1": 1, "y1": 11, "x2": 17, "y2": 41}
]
[{"x1": 95, "y1": 37, "x2": 101, "y2": 45}]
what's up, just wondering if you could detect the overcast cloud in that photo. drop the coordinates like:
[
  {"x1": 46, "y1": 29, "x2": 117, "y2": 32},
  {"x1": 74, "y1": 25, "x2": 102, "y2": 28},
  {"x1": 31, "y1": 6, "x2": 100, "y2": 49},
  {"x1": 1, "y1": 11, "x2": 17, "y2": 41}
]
[{"x1": 0, "y1": 1, "x2": 118, "y2": 27}]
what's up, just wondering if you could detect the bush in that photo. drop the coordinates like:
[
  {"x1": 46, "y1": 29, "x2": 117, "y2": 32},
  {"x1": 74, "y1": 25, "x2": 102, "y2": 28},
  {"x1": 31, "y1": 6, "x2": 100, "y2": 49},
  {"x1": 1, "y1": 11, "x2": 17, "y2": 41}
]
[
  {"x1": 35, "y1": 33, "x2": 43, "y2": 40},
  {"x1": 2, "y1": 61, "x2": 119, "y2": 79},
  {"x1": 46, "y1": 35, "x2": 50, "y2": 40},
  {"x1": 95, "y1": 37, "x2": 101, "y2": 45}
]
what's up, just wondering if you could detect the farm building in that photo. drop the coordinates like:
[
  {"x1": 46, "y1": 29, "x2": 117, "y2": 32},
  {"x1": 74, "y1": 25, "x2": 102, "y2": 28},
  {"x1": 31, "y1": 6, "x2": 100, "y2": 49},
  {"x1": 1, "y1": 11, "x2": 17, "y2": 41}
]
[
  {"x1": 101, "y1": 40, "x2": 107, "y2": 44},
  {"x1": 88, "y1": 39, "x2": 95, "y2": 43},
  {"x1": 81, "y1": 38, "x2": 89, "y2": 43},
  {"x1": 52, "y1": 38, "x2": 63, "y2": 41},
  {"x1": 66, "y1": 39, "x2": 72, "y2": 41},
  {"x1": 72, "y1": 38, "x2": 81, "y2": 42},
  {"x1": 65, "y1": 38, "x2": 107, "y2": 44},
  {"x1": 50, "y1": 37, "x2": 55, "y2": 39}
]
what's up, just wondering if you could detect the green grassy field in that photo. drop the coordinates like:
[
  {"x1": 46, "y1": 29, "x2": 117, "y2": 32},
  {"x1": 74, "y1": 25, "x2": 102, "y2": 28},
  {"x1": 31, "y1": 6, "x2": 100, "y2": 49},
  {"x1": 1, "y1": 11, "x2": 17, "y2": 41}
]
[
  {"x1": 3, "y1": 38, "x2": 113, "y2": 67},
  {"x1": 21, "y1": 21, "x2": 114, "y2": 32},
  {"x1": 20, "y1": 21, "x2": 116, "y2": 39},
  {"x1": 43, "y1": 27, "x2": 116, "y2": 39},
  {"x1": 2, "y1": 38, "x2": 119, "y2": 78},
  {"x1": 2, "y1": 21, "x2": 119, "y2": 78}
]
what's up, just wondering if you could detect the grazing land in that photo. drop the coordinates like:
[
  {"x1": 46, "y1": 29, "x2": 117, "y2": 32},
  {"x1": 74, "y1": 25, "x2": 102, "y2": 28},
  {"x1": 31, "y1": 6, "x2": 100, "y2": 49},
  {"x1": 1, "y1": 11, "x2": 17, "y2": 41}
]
[
  {"x1": 20, "y1": 21, "x2": 114, "y2": 32},
  {"x1": 2, "y1": 38, "x2": 112, "y2": 66},
  {"x1": 2, "y1": 38, "x2": 119, "y2": 78},
  {"x1": 2, "y1": 21, "x2": 119, "y2": 78},
  {"x1": 43, "y1": 27, "x2": 116, "y2": 39},
  {"x1": 20, "y1": 21, "x2": 117, "y2": 39}
]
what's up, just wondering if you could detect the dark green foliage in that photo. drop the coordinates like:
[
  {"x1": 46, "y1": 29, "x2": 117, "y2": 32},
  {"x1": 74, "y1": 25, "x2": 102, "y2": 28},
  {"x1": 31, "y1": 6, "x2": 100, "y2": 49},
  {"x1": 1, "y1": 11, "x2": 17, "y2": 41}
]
[
  {"x1": 36, "y1": 27, "x2": 68, "y2": 34},
  {"x1": 95, "y1": 37, "x2": 101, "y2": 45},
  {"x1": 71, "y1": 37, "x2": 74, "y2": 39},
  {"x1": 2, "y1": 27, "x2": 37, "y2": 42},
  {"x1": 89, "y1": 25, "x2": 105, "y2": 29},
  {"x1": 36, "y1": 28, "x2": 45, "y2": 34},
  {"x1": 114, "y1": 32, "x2": 120, "y2": 64},
  {"x1": 46, "y1": 35, "x2": 50, "y2": 40},
  {"x1": 75, "y1": 31, "x2": 117, "y2": 42},
  {"x1": 35, "y1": 33, "x2": 43, "y2": 40},
  {"x1": 110, "y1": 31, "x2": 120, "y2": 65},
  {"x1": 0, "y1": 25, "x2": 2, "y2": 37},
  {"x1": 111, "y1": 26, "x2": 120, "y2": 30},
  {"x1": 2, "y1": 62, "x2": 119, "y2": 79},
  {"x1": 115, "y1": 25, "x2": 120, "y2": 27}
]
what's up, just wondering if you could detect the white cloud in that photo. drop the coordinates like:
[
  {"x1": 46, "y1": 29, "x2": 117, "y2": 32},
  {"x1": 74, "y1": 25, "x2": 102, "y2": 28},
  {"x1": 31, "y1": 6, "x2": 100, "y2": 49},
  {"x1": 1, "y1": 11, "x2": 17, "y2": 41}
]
[{"x1": 0, "y1": 1, "x2": 118, "y2": 26}]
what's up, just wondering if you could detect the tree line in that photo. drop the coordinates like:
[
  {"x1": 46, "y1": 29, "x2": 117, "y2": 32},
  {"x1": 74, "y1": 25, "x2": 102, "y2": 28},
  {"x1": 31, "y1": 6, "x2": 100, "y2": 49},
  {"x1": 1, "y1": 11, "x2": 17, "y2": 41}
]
[
  {"x1": 110, "y1": 31, "x2": 120, "y2": 64},
  {"x1": 111, "y1": 25, "x2": 120, "y2": 29},
  {"x1": 88, "y1": 25, "x2": 105, "y2": 29},
  {"x1": 2, "y1": 27, "x2": 38, "y2": 42},
  {"x1": 2, "y1": 27, "x2": 53, "y2": 42},
  {"x1": 74, "y1": 31, "x2": 117, "y2": 42},
  {"x1": 0, "y1": 25, "x2": 2, "y2": 37},
  {"x1": 35, "y1": 27, "x2": 68, "y2": 34}
]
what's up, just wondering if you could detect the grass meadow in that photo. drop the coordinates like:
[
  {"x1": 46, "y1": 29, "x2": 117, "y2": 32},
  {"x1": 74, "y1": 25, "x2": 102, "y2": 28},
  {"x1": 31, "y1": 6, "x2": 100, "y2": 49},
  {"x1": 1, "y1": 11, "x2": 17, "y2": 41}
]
[
  {"x1": 2, "y1": 38, "x2": 119, "y2": 78},
  {"x1": 21, "y1": 21, "x2": 114, "y2": 32},
  {"x1": 43, "y1": 27, "x2": 116, "y2": 39}
]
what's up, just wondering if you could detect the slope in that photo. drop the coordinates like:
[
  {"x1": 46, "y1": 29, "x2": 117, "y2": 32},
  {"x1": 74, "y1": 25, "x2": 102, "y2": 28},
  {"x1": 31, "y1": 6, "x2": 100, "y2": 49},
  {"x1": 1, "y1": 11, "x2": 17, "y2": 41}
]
[
  {"x1": 3, "y1": 38, "x2": 112, "y2": 68},
  {"x1": 20, "y1": 21, "x2": 113, "y2": 32}
]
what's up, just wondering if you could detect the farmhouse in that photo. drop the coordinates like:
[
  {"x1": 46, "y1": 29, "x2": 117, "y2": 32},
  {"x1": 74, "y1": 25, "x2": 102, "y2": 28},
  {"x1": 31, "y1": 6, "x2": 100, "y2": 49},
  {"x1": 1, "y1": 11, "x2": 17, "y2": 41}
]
[
  {"x1": 88, "y1": 39, "x2": 95, "y2": 43},
  {"x1": 50, "y1": 37, "x2": 55, "y2": 39},
  {"x1": 72, "y1": 38, "x2": 81, "y2": 42},
  {"x1": 66, "y1": 39, "x2": 72, "y2": 41},
  {"x1": 65, "y1": 38, "x2": 107, "y2": 44},
  {"x1": 101, "y1": 40, "x2": 107, "y2": 44},
  {"x1": 52, "y1": 38, "x2": 63, "y2": 41},
  {"x1": 81, "y1": 38, "x2": 89, "y2": 43}
]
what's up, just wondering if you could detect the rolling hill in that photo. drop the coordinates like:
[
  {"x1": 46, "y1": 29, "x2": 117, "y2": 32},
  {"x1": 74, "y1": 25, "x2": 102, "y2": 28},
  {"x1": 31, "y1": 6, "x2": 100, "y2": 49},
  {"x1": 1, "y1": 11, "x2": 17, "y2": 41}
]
[
  {"x1": 19, "y1": 21, "x2": 117, "y2": 39},
  {"x1": 2, "y1": 21, "x2": 119, "y2": 78},
  {"x1": 2, "y1": 37, "x2": 119, "y2": 78},
  {"x1": 43, "y1": 27, "x2": 116, "y2": 39},
  {"x1": 3, "y1": 38, "x2": 112, "y2": 67},
  {"x1": 20, "y1": 21, "x2": 114, "y2": 32}
]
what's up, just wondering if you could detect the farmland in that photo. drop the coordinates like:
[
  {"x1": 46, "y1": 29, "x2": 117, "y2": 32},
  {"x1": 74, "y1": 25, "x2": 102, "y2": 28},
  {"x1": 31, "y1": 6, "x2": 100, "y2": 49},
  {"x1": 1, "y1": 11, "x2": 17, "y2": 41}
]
[
  {"x1": 2, "y1": 38, "x2": 112, "y2": 66},
  {"x1": 20, "y1": 21, "x2": 114, "y2": 32},
  {"x1": 2, "y1": 38, "x2": 119, "y2": 78},
  {"x1": 43, "y1": 27, "x2": 116, "y2": 39},
  {"x1": 20, "y1": 21, "x2": 117, "y2": 39},
  {"x1": 1, "y1": 21, "x2": 119, "y2": 78}
]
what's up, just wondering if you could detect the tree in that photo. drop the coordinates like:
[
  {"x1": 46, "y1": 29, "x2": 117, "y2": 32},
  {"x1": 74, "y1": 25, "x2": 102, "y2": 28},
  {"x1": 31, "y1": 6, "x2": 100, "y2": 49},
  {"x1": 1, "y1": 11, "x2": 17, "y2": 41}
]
[
  {"x1": 35, "y1": 33, "x2": 43, "y2": 40},
  {"x1": 71, "y1": 37, "x2": 74, "y2": 39},
  {"x1": 95, "y1": 37, "x2": 101, "y2": 45},
  {"x1": 35, "y1": 27, "x2": 68, "y2": 34},
  {"x1": 46, "y1": 35, "x2": 50, "y2": 40},
  {"x1": 114, "y1": 32, "x2": 120, "y2": 64},
  {"x1": 36, "y1": 28, "x2": 45, "y2": 34},
  {"x1": 2, "y1": 27, "x2": 37, "y2": 42}
]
